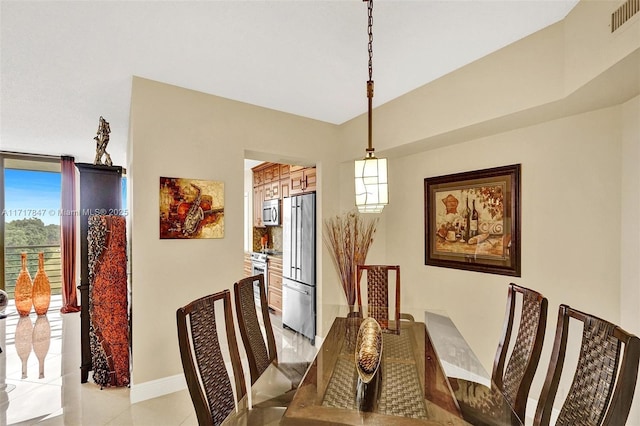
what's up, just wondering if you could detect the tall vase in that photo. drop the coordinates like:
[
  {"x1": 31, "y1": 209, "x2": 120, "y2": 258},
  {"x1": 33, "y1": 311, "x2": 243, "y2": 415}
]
[
  {"x1": 32, "y1": 252, "x2": 51, "y2": 315},
  {"x1": 14, "y1": 252, "x2": 33, "y2": 316}
]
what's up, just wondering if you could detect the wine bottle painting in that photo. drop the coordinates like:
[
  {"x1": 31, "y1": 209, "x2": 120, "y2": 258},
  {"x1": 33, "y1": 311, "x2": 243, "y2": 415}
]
[
  {"x1": 425, "y1": 164, "x2": 521, "y2": 277},
  {"x1": 434, "y1": 187, "x2": 507, "y2": 257}
]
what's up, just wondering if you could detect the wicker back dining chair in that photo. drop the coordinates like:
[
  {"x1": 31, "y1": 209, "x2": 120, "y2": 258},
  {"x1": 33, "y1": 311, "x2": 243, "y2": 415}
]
[
  {"x1": 534, "y1": 304, "x2": 640, "y2": 426},
  {"x1": 356, "y1": 265, "x2": 401, "y2": 334},
  {"x1": 234, "y1": 274, "x2": 309, "y2": 386},
  {"x1": 176, "y1": 290, "x2": 246, "y2": 426},
  {"x1": 233, "y1": 273, "x2": 277, "y2": 384},
  {"x1": 492, "y1": 283, "x2": 548, "y2": 422}
]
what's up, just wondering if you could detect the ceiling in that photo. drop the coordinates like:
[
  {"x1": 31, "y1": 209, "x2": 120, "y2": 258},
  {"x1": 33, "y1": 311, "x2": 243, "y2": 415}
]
[{"x1": 0, "y1": 0, "x2": 578, "y2": 165}]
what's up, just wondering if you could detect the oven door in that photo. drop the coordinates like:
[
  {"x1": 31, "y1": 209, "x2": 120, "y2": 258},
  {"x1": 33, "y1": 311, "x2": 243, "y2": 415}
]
[{"x1": 251, "y1": 262, "x2": 268, "y2": 307}]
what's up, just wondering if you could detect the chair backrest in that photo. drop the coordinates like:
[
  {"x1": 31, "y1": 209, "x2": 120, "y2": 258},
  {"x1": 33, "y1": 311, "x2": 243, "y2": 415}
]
[
  {"x1": 492, "y1": 283, "x2": 548, "y2": 422},
  {"x1": 356, "y1": 265, "x2": 400, "y2": 334},
  {"x1": 234, "y1": 274, "x2": 278, "y2": 384},
  {"x1": 176, "y1": 290, "x2": 246, "y2": 426},
  {"x1": 534, "y1": 304, "x2": 640, "y2": 426}
]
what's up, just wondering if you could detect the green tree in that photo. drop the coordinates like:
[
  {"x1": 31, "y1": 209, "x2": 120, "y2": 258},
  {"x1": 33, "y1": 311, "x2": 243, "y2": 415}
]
[
  {"x1": 5, "y1": 218, "x2": 53, "y2": 246},
  {"x1": 4, "y1": 218, "x2": 62, "y2": 296}
]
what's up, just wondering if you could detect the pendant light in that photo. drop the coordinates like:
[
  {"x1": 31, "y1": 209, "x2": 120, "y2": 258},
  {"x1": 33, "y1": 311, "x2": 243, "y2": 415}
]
[{"x1": 355, "y1": 0, "x2": 388, "y2": 214}]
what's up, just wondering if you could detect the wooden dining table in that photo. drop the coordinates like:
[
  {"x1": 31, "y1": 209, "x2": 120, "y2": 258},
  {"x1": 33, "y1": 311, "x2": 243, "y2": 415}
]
[{"x1": 222, "y1": 312, "x2": 522, "y2": 426}]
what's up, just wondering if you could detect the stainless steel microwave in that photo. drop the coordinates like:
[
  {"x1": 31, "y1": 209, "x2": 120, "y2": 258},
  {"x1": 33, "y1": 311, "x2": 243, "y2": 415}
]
[{"x1": 262, "y1": 199, "x2": 280, "y2": 226}]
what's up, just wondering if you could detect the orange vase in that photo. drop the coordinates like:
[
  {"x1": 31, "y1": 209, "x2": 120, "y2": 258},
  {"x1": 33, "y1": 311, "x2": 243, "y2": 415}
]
[
  {"x1": 14, "y1": 252, "x2": 33, "y2": 316},
  {"x1": 32, "y1": 252, "x2": 51, "y2": 315}
]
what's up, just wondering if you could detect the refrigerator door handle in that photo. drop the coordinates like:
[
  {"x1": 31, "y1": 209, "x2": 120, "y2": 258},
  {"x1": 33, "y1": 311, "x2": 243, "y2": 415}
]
[{"x1": 283, "y1": 283, "x2": 310, "y2": 295}]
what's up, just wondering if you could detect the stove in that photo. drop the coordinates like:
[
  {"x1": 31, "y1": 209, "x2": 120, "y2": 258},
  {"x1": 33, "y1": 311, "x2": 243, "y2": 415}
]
[{"x1": 250, "y1": 252, "x2": 268, "y2": 307}]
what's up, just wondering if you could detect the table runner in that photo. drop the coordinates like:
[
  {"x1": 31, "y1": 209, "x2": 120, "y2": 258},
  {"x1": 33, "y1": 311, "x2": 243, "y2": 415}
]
[{"x1": 322, "y1": 331, "x2": 428, "y2": 419}]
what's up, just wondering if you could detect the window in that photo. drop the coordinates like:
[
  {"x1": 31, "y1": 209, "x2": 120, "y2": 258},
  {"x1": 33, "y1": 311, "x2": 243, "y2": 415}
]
[{"x1": 2, "y1": 155, "x2": 62, "y2": 298}]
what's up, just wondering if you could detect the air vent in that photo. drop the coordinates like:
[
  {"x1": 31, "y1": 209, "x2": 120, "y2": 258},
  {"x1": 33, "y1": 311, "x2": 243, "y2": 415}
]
[{"x1": 611, "y1": 0, "x2": 639, "y2": 32}]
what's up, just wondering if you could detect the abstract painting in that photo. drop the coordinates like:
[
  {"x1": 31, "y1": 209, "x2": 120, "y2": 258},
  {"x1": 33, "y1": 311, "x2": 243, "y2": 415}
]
[{"x1": 160, "y1": 177, "x2": 225, "y2": 239}]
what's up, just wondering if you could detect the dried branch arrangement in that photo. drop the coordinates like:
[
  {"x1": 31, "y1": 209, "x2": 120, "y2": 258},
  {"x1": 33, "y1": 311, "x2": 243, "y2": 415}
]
[{"x1": 323, "y1": 210, "x2": 378, "y2": 307}]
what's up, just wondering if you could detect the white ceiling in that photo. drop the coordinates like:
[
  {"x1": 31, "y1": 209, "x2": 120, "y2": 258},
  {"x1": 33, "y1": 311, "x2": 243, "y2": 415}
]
[{"x1": 0, "y1": 0, "x2": 578, "y2": 165}]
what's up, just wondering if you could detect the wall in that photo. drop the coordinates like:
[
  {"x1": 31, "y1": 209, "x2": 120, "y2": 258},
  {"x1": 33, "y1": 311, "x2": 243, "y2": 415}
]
[
  {"x1": 128, "y1": 77, "x2": 340, "y2": 399},
  {"x1": 386, "y1": 103, "x2": 626, "y2": 414},
  {"x1": 621, "y1": 95, "x2": 640, "y2": 424},
  {"x1": 126, "y1": 0, "x2": 640, "y2": 415},
  {"x1": 334, "y1": 0, "x2": 640, "y2": 419}
]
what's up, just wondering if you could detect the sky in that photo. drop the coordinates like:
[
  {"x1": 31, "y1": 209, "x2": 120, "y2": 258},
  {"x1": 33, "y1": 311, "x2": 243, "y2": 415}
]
[
  {"x1": 4, "y1": 169, "x2": 61, "y2": 226},
  {"x1": 3, "y1": 169, "x2": 127, "y2": 226}
]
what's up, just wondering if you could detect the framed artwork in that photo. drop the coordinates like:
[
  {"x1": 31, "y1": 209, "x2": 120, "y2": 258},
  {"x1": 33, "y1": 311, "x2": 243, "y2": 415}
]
[
  {"x1": 159, "y1": 177, "x2": 224, "y2": 239},
  {"x1": 424, "y1": 164, "x2": 521, "y2": 276}
]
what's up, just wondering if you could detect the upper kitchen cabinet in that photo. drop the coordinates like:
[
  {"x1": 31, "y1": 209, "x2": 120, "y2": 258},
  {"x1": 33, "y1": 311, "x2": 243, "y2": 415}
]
[
  {"x1": 263, "y1": 163, "x2": 280, "y2": 183},
  {"x1": 289, "y1": 167, "x2": 316, "y2": 195},
  {"x1": 251, "y1": 162, "x2": 315, "y2": 227},
  {"x1": 253, "y1": 184, "x2": 264, "y2": 227}
]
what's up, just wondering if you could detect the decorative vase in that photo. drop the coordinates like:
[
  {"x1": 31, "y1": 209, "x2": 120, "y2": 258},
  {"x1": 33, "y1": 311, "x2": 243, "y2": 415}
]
[
  {"x1": 14, "y1": 252, "x2": 33, "y2": 316},
  {"x1": 15, "y1": 316, "x2": 33, "y2": 379},
  {"x1": 32, "y1": 315, "x2": 51, "y2": 379},
  {"x1": 32, "y1": 252, "x2": 51, "y2": 315}
]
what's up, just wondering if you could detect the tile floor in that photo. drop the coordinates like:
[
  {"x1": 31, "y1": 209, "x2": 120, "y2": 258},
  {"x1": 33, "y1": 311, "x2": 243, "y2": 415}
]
[{"x1": 2, "y1": 296, "x2": 317, "y2": 426}]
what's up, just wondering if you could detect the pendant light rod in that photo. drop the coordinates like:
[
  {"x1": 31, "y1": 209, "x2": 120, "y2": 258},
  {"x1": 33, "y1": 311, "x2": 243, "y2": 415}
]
[{"x1": 366, "y1": 0, "x2": 375, "y2": 158}]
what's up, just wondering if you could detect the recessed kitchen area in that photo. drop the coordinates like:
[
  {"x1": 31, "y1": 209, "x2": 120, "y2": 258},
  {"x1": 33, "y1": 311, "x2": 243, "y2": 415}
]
[{"x1": 244, "y1": 159, "x2": 317, "y2": 343}]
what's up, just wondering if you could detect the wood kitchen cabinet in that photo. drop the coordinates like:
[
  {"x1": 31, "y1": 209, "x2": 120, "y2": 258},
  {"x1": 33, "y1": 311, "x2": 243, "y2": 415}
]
[
  {"x1": 253, "y1": 168, "x2": 265, "y2": 186},
  {"x1": 263, "y1": 163, "x2": 280, "y2": 183},
  {"x1": 264, "y1": 180, "x2": 280, "y2": 201},
  {"x1": 289, "y1": 167, "x2": 316, "y2": 195},
  {"x1": 252, "y1": 162, "x2": 312, "y2": 228},
  {"x1": 279, "y1": 164, "x2": 290, "y2": 179},
  {"x1": 280, "y1": 179, "x2": 290, "y2": 199},
  {"x1": 243, "y1": 253, "x2": 252, "y2": 278},
  {"x1": 253, "y1": 185, "x2": 264, "y2": 227},
  {"x1": 268, "y1": 256, "x2": 283, "y2": 315}
]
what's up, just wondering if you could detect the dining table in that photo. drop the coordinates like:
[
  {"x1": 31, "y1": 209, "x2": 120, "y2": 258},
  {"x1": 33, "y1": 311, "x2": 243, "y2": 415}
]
[{"x1": 221, "y1": 309, "x2": 522, "y2": 426}]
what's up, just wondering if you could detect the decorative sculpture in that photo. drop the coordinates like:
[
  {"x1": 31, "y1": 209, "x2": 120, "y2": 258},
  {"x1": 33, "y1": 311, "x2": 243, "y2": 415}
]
[{"x1": 93, "y1": 116, "x2": 112, "y2": 166}]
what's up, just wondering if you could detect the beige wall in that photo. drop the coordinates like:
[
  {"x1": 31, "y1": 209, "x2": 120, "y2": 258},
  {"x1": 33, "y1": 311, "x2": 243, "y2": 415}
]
[
  {"x1": 128, "y1": 78, "x2": 340, "y2": 386},
  {"x1": 128, "y1": 1, "x2": 640, "y2": 419},
  {"x1": 385, "y1": 102, "x2": 629, "y2": 415}
]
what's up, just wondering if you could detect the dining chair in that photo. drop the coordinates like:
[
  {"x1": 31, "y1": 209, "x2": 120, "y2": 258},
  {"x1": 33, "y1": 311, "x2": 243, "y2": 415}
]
[
  {"x1": 356, "y1": 264, "x2": 400, "y2": 334},
  {"x1": 492, "y1": 283, "x2": 548, "y2": 421},
  {"x1": 448, "y1": 283, "x2": 547, "y2": 424},
  {"x1": 534, "y1": 304, "x2": 640, "y2": 426},
  {"x1": 176, "y1": 290, "x2": 246, "y2": 426},
  {"x1": 233, "y1": 274, "x2": 309, "y2": 386}
]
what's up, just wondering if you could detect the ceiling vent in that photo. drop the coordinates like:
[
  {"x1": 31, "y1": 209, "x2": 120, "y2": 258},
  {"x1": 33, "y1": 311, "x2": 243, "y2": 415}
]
[{"x1": 611, "y1": 0, "x2": 639, "y2": 32}]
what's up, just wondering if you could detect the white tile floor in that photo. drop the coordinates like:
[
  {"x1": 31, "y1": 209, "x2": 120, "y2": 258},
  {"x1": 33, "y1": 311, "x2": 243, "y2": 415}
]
[{"x1": 1, "y1": 296, "x2": 317, "y2": 426}]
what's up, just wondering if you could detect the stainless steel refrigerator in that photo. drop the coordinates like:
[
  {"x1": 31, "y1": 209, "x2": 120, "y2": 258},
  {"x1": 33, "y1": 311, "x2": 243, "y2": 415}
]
[{"x1": 282, "y1": 192, "x2": 315, "y2": 343}]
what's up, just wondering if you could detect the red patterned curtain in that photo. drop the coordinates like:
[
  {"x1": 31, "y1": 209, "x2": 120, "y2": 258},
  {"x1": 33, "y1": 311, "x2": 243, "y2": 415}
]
[{"x1": 60, "y1": 156, "x2": 81, "y2": 313}]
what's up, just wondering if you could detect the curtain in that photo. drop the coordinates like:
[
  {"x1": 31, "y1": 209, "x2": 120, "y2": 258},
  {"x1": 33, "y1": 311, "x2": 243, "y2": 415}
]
[{"x1": 60, "y1": 156, "x2": 81, "y2": 313}]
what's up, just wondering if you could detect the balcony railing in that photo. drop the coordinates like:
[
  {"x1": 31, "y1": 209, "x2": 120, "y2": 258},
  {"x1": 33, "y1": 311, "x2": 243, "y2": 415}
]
[{"x1": 4, "y1": 245, "x2": 62, "y2": 299}]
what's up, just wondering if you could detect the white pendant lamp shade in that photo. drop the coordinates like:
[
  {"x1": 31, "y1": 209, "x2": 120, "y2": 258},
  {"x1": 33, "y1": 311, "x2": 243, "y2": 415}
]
[{"x1": 355, "y1": 156, "x2": 388, "y2": 213}]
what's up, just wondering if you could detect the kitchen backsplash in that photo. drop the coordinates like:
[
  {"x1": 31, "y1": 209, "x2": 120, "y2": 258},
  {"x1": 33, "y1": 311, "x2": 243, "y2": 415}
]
[{"x1": 252, "y1": 226, "x2": 283, "y2": 252}]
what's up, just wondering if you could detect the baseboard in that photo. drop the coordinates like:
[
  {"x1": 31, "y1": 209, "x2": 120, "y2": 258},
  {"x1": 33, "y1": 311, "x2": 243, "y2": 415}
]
[{"x1": 130, "y1": 374, "x2": 186, "y2": 404}]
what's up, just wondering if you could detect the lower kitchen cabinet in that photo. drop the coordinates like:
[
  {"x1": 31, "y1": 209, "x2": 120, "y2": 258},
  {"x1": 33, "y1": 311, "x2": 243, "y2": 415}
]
[
  {"x1": 243, "y1": 252, "x2": 252, "y2": 277},
  {"x1": 268, "y1": 256, "x2": 283, "y2": 315}
]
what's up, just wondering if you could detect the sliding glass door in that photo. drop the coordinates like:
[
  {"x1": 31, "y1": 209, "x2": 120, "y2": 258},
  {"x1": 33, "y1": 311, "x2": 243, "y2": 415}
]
[{"x1": 1, "y1": 153, "x2": 62, "y2": 298}]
